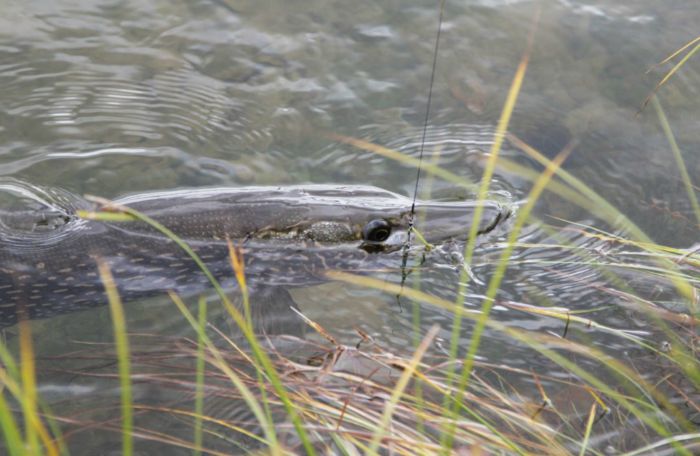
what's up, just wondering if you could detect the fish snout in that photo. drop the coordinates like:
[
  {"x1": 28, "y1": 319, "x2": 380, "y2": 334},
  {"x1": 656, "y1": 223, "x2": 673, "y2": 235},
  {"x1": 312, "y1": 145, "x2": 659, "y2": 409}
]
[
  {"x1": 414, "y1": 200, "x2": 513, "y2": 244},
  {"x1": 477, "y1": 201, "x2": 512, "y2": 236}
]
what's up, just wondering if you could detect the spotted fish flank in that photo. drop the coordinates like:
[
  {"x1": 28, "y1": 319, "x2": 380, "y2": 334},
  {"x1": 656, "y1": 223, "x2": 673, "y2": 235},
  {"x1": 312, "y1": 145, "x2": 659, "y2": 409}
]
[{"x1": 0, "y1": 183, "x2": 512, "y2": 327}]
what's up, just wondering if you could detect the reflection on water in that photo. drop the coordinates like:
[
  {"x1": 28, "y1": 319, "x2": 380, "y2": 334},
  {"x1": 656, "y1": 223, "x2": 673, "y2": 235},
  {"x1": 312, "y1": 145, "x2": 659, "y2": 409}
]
[{"x1": 1, "y1": 0, "x2": 699, "y2": 453}]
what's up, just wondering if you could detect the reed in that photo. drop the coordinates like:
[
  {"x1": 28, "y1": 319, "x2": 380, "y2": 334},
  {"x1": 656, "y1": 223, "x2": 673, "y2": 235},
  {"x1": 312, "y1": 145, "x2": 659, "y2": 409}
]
[
  {"x1": 193, "y1": 297, "x2": 207, "y2": 456},
  {"x1": 641, "y1": 35, "x2": 700, "y2": 111},
  {"x1": 97, "y1": 260, "x2": 133, "y2": 456}
]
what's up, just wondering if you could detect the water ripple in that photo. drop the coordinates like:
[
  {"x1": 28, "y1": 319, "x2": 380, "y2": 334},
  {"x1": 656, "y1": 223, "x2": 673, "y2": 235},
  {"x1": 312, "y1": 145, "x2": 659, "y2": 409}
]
[
  {"x1": 314, "y1": 123, "x2": 521, "y2": 197},
  {"x1": 0, "y1": 178, "x2": 88, "y2": 249},
  {"x1": 0, "y1": 3, "x2": 280, "y2": 190}
]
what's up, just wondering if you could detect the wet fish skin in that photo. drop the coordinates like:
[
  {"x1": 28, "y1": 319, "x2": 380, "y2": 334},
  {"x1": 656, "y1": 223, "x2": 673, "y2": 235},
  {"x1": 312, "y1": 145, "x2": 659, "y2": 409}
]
[{"x1": 0, "y1": 184, "x2": 511, "y2": 326}]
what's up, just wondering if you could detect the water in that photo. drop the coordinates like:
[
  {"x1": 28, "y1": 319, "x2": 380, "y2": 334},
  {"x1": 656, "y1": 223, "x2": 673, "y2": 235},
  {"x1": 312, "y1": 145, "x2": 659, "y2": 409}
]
[{"x1": 1, "y1": 0, "x2": 699, "y2": 453}]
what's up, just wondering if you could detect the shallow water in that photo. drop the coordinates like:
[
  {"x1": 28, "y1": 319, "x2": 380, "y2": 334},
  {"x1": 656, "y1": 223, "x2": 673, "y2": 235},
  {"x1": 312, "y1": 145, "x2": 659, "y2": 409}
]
[{"x1": 1, "y1": 0, "x2": 699, "y2": 453}]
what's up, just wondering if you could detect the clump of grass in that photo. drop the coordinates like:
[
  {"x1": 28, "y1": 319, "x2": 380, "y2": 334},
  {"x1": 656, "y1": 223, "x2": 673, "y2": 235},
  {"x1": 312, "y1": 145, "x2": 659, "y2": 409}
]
[
  {"x1": 35, "y1": 269, "x2": 700, "y2": 455},
  {"x1": 22, "y1": 216, "x2": 696, "y2": 454},
  {"x1": 35, "y1": 320, "x2": 569, "y2": 454},
  {"x1": 0, "y1": 316, "x2": 63, "y2": 455}
]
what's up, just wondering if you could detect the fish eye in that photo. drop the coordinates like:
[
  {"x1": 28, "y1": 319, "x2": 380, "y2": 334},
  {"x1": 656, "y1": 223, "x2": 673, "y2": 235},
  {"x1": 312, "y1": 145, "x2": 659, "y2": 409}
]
[{"x1": 362, "y1": 219, "x2": 392, "y2": 242}]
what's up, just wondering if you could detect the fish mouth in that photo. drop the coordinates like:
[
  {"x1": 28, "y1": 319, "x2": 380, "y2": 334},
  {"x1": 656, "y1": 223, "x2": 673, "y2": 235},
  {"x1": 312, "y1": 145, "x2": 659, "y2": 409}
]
[
  {"x1": 410, "y1": 200, "x2": 513, "y2": 246},
  {"x1": 477, "y1": 202, "x2": 512, "y2": 236}
]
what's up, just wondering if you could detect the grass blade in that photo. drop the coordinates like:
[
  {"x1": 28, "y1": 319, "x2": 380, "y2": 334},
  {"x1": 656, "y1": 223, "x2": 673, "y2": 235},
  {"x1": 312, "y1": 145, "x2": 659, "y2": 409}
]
[
  {"x1": 651, "y1": 96, "x2": 700, "y2": 225},
  {"x1": 18, "y1": 318, "x2": 59, "y2": 456},
  {"x1": 0, "y1": 369, "x2": 23, "y2": 456},
  {"x1": 578, "y1": 403, "x2": 596, "y2": 456},
  {"x1": 97, "y1": 259, "x2": 133, "y2": 456},
  {"x1": 18, "y1": 318, "x2": 39, "y2": 455},
  {"x1": 193, "y1": 297, "x2": 207, "y2": 456},
  {"x1": 366, "y1": 325, "x2": 440, "y2": 455},
  {"x1": 641, "y1": 37, "x2": 700, "y2": 111}
]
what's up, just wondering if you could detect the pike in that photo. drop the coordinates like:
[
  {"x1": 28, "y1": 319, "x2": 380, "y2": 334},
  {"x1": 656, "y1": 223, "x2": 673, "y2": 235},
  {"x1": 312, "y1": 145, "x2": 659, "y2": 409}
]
[{"x1": 0, "y1": 182, "x2": 511, "y2": 327}]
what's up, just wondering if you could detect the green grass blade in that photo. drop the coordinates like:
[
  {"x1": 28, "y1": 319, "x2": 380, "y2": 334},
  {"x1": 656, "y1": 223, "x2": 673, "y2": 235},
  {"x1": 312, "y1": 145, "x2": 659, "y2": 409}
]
[
  {"x1": 578, "y1": 403, "x2": 596, "y2": 456},
  {"x1": 0, "y1": 378, "x2": 23, "y2": 456},
  {"x1": 653, "y1": 35, "x2": 700, "y2": 67},
  {"x1": 18, "y1": 319, "x2": 39, "y2": 455},
  {"x1": 18, "y1": 319, "x2": 60, "y2": 456},
  {"x1": 651, "y1": 96, "x2": 700, "y2": 225},
  {"x1": 641, "y1": 39, "x2": 700, "y2": 111},
  {"x1": 97, "y1": 260, "x2": 133, "y2": 456},
  {"x1": 366, "y1": 325, "x2": 439, "y2": 455},
  {"x1": 193, "y1": 297, "x2": 207, "y2": 456}
]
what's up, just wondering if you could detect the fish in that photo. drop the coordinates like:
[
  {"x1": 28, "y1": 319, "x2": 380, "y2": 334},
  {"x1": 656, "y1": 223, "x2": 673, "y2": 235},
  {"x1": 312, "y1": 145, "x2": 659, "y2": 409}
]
[{"x1": 0, "y1": 181, "x2": 511, "y2": 327}]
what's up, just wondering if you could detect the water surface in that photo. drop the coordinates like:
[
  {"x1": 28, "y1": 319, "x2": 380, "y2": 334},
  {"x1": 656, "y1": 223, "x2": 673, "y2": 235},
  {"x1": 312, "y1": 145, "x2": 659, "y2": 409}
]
[{"x1": 1, "y1": 0, "x2": 699, "y2": 453}]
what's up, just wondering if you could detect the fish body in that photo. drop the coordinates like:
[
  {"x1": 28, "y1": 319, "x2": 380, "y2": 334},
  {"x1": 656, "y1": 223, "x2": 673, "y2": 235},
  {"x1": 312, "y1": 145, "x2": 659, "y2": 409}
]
[{"x1": 0, "y1": 183, "x2": 511, "y2": 326}]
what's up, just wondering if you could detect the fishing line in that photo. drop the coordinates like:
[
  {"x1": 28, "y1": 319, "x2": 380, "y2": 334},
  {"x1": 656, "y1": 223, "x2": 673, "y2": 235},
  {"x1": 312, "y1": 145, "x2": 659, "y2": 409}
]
[
  {"x1": 410, "y1": 0, "x2": 446, "y2": 218},
  {"x1": 398, "y1": 0, "x2": 447, "y2": 302}
]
